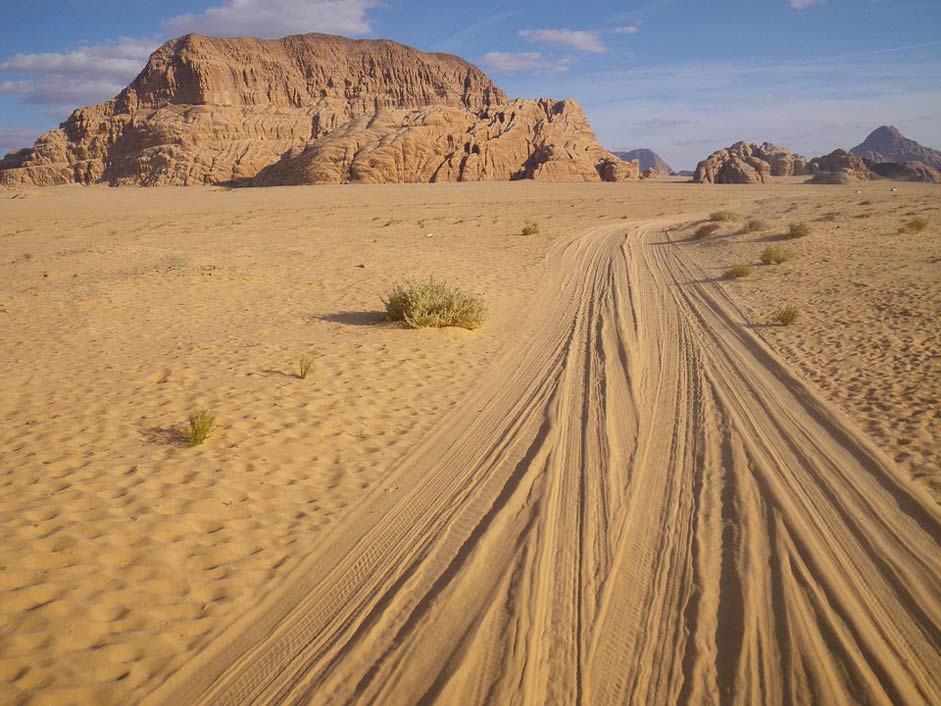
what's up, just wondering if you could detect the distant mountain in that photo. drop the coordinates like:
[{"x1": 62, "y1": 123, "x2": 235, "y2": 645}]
[
  {"x1": 613, "y1": 148, "x2": 673, "y2": 175},
  {"x1": 850, "y1": 126, "x2": 941, "y2": 169}
]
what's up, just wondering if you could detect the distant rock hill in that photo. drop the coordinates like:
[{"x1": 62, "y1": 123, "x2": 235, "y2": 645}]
[
  {"x1": 612, "y1": 149, "x2": 673, "y2": 176},
  {"x1": 851, "y1": 126, "x2": 941, "y2": 169},
  {"x1": 693, "y1": 142, "x2": 809, "y2": 184},
  {"x1": 808, "y1": 148, "x2": 940, "y2": 185},
  {"x1": 0, "y1": 33, "x2": 636, "y2": 187}
]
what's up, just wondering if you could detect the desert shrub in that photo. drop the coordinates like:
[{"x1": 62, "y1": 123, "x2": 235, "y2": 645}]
[
  {"x1": 722, "y1": 263, "x2": 753, "y2": 280},
  {"x1": 183, "y1": 408, "x2": 217, "y2": 446},
  {"x1": 694, "y1": 223, "x2": 721, "y2": 239},
  {"x1": 710, "y1": 210, "x2": 742, "y2": 223},
  {"x1": 165, "y1": 255, "x2": 188, "y2": 268},
  {"x1": 298, "y1": 352, "x2": 315, "y2": 380},
  {"x1": 744, "y1": 218, "x2": 768, "y2": 232},
  {"x1": 786, "y1": 222, "x2": 811, "y2": 239},
  {"x1": 760, "y1": 246, "x2": 794, "y2": 265},
  {"x1": 898, "y1": 216, "x2": 929, "y2": 234},
  {"x1": 774, "y1": 306, "x2": 800, "y2": 326},
  {"x1": 383, "y1": 278, "x2": 486, "y2": 330},
  {"x1": 520, "y1": 221, "x2": 540, "y2": 236}
]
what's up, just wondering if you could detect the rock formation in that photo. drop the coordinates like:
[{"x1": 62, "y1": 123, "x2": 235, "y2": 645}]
[
  {"x1": 851, "y1": 125, "x2": 941, "y2": 170},
  {"x1": 641, "y1": 167, "x2": 661, "y2": 179},
  {"x1": 0, "y1": 33, "x2": 635, "y2": 187},
  {"x1": 806, "y1": 149, "x2": 877, "y2": 184},
  {"x1": 253, "y1": 99, "x2": 635, "y2": 185},
  {"x1": 693, "y1": 141, "x2": 808, "y2": 184},
  {"x1": 866, "y1": 160, "x2": 940, "y2": 183},
  {"x1": 613, "y1": 149, "x2": 672, "y2": 176}
]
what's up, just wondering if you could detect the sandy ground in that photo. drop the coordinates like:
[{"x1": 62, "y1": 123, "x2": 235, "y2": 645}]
[{"x1": 0, "y1": 181, "x2": 938, "y2": 706}]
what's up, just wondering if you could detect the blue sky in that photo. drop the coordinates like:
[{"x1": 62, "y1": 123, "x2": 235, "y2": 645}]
[{"x1": 2, "y1": 0, "x2": 940, "y2": 170}]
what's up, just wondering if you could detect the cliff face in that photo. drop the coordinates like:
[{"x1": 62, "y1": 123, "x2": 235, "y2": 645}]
[{"x1": 0, "y1": 33, "x2": 634, "y2": 187}]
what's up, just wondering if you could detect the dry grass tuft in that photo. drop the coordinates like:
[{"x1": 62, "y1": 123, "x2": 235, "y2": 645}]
[
  {"x1": 182, "y1": 408, "x2": 217, "y2": 446},
  {"x1": 774, "y1": 306, "x2": 800, "y2": 326},
  {"x1": 520, "y1": 221, "x2": 540, "y2": 236},
  {"x1": 760, "y1": 246, "x2": 794, "y2": 265},
  {"x1": 744, "y1": 218, "x2": 769, "y2": 232},
  {"x1": 710, "y1": 210, "x2": 742, "y2": 223},
  {"x1": 384, "y1": 278, "x2": 487, "y2": 330},
  {"x1": 694, "y1": 223, "x2": 721, "y2": 239},
  {"x1": 786, "y1": 222, "x2": 811, "y2": 239},
  {"x1": 898, "y1": 216, "x2": 929, "y2": 234},
  {"x1": 722, "y1": 263, "x2": 753, "y2": 280}
]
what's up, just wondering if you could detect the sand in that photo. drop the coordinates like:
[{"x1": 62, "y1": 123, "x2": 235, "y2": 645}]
[{"x1": 0, "y1": 181, "x2": 938, "y2": 706}]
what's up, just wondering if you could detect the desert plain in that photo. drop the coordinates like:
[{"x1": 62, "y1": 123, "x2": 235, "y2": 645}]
[{"x1": 1, "y1": 179, "x2": 939, "y2": 706}]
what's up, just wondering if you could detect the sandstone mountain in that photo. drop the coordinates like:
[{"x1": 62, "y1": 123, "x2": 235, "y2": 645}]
[
  {"x1": 612, "y1": 148, "x2": 672, "y2": 176},
  {"x1": 693, "y1": 141, "x2": 809, "y2": 184},
  {"x1": 851, "y1": 125, "x2": 941, "y2": 169},
  {"x1": 0, "y1": 33, "x2": 636, "y2": 187}
]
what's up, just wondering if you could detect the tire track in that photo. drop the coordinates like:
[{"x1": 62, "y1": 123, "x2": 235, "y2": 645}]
[{"x1": 146, "y1": 221, "x2": 941, "y2": 706}]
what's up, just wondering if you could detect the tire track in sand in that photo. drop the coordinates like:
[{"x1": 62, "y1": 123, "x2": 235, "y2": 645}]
[{"x1": 146, "y1": 221, "x2": 941, "y2": 706}]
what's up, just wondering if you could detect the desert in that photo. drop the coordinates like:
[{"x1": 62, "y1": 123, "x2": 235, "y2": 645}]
[{"x1": 2, "y1": 4, "x2": 940, "y2": 706}]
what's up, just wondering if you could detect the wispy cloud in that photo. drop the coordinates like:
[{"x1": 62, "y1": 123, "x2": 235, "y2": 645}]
[
  {"x1": 162, "y1": 0, "x2": 377, "y2": 39},
  {"x1": 0, "y1": 80, "x2": 34, "y2": 94},
  {"x1": 789, "y1": 0, "x2": 823, "y2": 9},
  {"x1": 0, "y1": 126, "x2": 44, "y2": 156},
  {"x1": 518, "y1": 29, "x2": 606, "y2": 53},
  {"x1": 613, "y1": 26, "x2": 639, "y2": 35},
  {"x1": 480, "y1": 52, "x2": 571, "y2": 73}
]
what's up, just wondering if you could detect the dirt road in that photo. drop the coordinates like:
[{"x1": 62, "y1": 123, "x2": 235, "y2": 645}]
[{"x1": 148, "y1": 222, "x2": 941, "y2": 706}]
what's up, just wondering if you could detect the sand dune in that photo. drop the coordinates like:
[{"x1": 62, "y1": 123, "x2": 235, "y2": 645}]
[{"x1": 1, "y1": 183, "x2": 938, "y2": 705}]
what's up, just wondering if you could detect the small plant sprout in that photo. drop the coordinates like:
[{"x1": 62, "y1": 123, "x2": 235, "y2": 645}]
[
  {"x1": 760, "y1": 246, "x2": 794, "y2": 265},
  {"x1": 722, "y1": 263, "x2": 753, "y2": 280},
  {"x1": 774, "y1": 306, "x2": 800, "y2": 326},
  {"x1": 786, "y1": 222, "x2": 811, "y2": 239},
  {"x1": 184, "y1": 408, "x2": 217, "y2": 446},
  {"x1": 521, "y1": 221, "x2": 540, "y2": 236},
  {"x1": 298, "y1": 352, "x2": 315, "y2": 380}
]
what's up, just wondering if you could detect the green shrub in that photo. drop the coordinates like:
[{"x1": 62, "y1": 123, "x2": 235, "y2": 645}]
[
  {"x1": 744, "y1": 218, "x2": 768, "y2": 232},
  {"x1": 298, "y1": 353, "x2": 315, "y2": 380},
  {"x1": 774, "y1": 306, "x2": 800, "y2": 326},
  {"x1": 383, "y1": 278, "x2": 487, "y2": 330},
  {"x1": 786, "y1": 222, "x2": 811, "y2": 239},
  {"x1": 722, "y1": 263, "x2": 753, "y2": 280},
  {"x1": 183, "y1": 408, "x2": 217, "y2": 446},
  {"x1": 898, "y1": 216, "x2": 929, "y2": 234},
  {"x1": 520, "y1": 221, "x2": 540, "y2": 236},
  {"x1": 694, "y1": 223, "x2": 721, "y2": 239},
  {"x1": 760, "y1": 246, "x2": 794, "y2": 265},
  {"x1": 710, "y1": 210, "x2": 743, "y2": 223}
]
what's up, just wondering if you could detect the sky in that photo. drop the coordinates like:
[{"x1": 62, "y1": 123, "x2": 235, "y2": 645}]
[{"x1": 2, "y1": 0, "x2": 940, "y2": 170}]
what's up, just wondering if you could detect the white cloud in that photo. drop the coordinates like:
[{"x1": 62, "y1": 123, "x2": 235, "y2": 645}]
[
  {"x1": 518, "y1": 28, "x2": 606, "y2": 54},
  {"x1": 789, "y1": 0, "x2": 823, "y2": 9},
  {"x1": 1, "y1": 37, "x2": 156, "y2": 80},
  {"x1": 0, "y1": 80, "x2": 33, "y2": 94},
  {"x1": 479, "y1": 52, "x2": 571, "y2": 74},
  {"x1": 0, "y1": 126, "x2": 44, "y2": 156},
  {"x1": 162, "y1": 0, "x2": 377, "y2": 39},
  {"x1": 614, "y1": 26, "x2": 639, "y2": 35}
]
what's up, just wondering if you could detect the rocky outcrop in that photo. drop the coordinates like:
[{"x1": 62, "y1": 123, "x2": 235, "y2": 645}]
[
  {"x1": 866, "y1": 160, "x2": 940, "y2": 184},
  {"x1": 693, "y1": 141, "x2": 808, "y2": 184},
  {"x1": 252, "y1": 99, "x2": 636, "y2": 185},
  {"x1": 806, "y1": 149, "x2": 877, "y2": 184},
  {"x1": 613, "y1": 149, "x2": 672, "y2": 176},
  {"x1": 641, "y1": 167, "x2": 661, "y2": 179},
  {"x1": 0, "y1": 33, "x2": 634, "y2": 187},
  {"x1": 851, "y1": 126, "x2": 941, "y2": 169}
]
